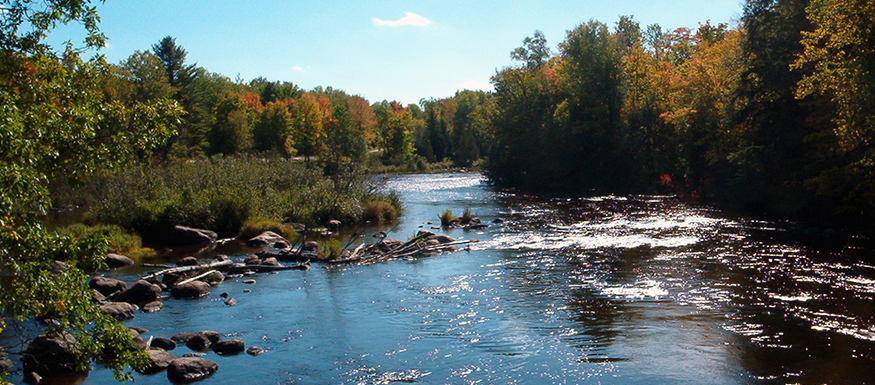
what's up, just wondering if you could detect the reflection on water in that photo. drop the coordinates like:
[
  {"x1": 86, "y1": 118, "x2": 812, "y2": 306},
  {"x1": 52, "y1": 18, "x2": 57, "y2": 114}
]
[{"x1": 8, "y1": 172, "x2": 875, "y2": 384}]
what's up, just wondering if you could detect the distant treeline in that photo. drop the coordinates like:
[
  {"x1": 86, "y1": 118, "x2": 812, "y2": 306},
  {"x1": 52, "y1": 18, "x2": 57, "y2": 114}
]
[
  {"x1": 486, "y1": 0, "x2": 875, "y2": 228},
  {"x1": 104, "y1": 37, "x2": 494, "y2": 172}
]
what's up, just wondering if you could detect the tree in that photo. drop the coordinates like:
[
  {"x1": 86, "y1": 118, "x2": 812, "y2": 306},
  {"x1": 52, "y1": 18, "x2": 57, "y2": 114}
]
[
  {"x1": 291, "y1": 93, "x2": 326, "y2": 162},
  {"x1": 209, "y1": 92, "x2": 252, "y2": 155},
  {"x1": 0, "y1": 0, "x2": 181, "y2": 380},
  {"x1": 380, "y1": 101, "x2": 415, "y2": 165},
  {"x1": 108, "y1": 50, "x2": 173, "y2": 103},
  {"x1": 151, "y1": 36, "x2": 197, "y2": 91},
  {"x1": 511, "y1": 30, "x2": 552, "y2": 69},
  {"x1": 253, "y1": 100, "x2": 293, "y2": 154}
]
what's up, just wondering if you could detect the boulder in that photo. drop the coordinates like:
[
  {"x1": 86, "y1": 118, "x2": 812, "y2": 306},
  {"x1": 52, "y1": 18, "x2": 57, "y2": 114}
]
[
  {"x1": 92, "y1": 289, "x2": 106, "y2": 304},
  {"x1": 167, "y1": 226, "x2": 217, "y2": 246},
  {"x1": 142, "y1": 301, "x2": 164, "y2": 312},
  {"x1": 212, "y1": 255, "x2": 231, "y2": 263},
  {"x1": 327, "y1": 220, "x2": 341, "y2": 233},
  {"x1": 129, "y1": 326, "x2": 149, "y2": 334},
  {"x1": 185, "y1": 334, "x2": 211, "y2": 351},
  {"x1": 246, "y1": 346, "x2": 264, "y2": 356},
  {"x1": 128, "y1": 328, "x2": 148, "y2": 351},
  {"x1": 163, "y1": 272, "x2": 184, "y2": 287},
  {"x1": 302, "y1": 241, "x2": 318, "y2": 252},
  {"x1": 243, "y1": 254, "x2": 260, "y2": 265},
  {"x1": 151, "y1": 337, "x2": 177, "y2": 351},
  {"x1": 171, "y1": 332, "x2": 197, "y2": 345},
  {"x1": 177, "y1": 256, "x2": 199, "y2": 267},
  {"x1": 49, "y1": 260, "x2": 68, "y2": 276},
  {"x1": 198, "y1": 331, "x2": 221, "y2": 344},
  {"x1": 22, "y1": 333, "x2": 82, "y2": 378},
  {"x1": 167, "y1": 357, "x2": 218, "y2": 382},
  {"x1": 246, "y1": 231, "x2": 290, "y2": 249},
  {"x1": 106, "y1": 253, "x2": 135, "y2": 269},
  {"x1": 99, "y1": 302, "x2": 137, "y2": 321},
  {"x1": 211, "y1": 338, "x2": 244, "y2": 355},
  {"x1": 139, "y1": 348, "x2": 176, "y2": 374},
  {"x1": 116, "y1": 280, "x2": 162, "y2": 304},
  {"x1": 89, "y1": 276, "x2": 127, "y2": 297},
  {"x1": 492, "y1": 218, "x2": 504, "y2": 224},
  {"x1": 171, "y1": 281, "x2": 211, "y2": 299},
  {"x1": 432, "y1": 235, "x2": 455, "y2": 244},
  {"x1": 182, "y1": 352, "x2": 206, "y2": 358},
  {"x1": 260, "y1": 257, "x2": 280, "y2": 267}
]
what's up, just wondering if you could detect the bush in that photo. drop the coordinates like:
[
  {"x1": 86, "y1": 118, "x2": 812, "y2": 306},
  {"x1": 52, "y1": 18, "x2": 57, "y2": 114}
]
[
  {"x1": 461, "y1": 208, "x2": 475, "y2": 224},
  {"x1": 318, "y1": 238, "x2": 345, "y2": 260},
  {"x1": 440, "y1": 210, "x2": 458, "y2": 227},
  {"x1": 59, "y1": 224, "x2": 155, "y2": 258},
  {"x1": 362, "y1": 201, "x2": 397, "y2": 222},
  {"x1": 88, "y1": 155, "x2": 389, "y2": 242}
]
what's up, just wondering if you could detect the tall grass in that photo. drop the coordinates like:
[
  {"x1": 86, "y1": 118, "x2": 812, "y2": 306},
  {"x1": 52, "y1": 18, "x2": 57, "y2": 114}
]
[{"x1": 89, "y1": 155, "x2": 400, "y2": 241}]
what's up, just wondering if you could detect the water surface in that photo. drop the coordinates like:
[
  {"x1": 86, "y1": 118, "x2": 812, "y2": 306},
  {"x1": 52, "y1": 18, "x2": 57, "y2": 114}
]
[{"x1": 16, "y1": 172, "x2": 875, "y2": 384}]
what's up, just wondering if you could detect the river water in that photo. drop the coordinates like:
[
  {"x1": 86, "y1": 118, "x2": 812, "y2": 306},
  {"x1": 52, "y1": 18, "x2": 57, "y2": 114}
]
[{"x1": 19, "y1": 172, "x2": 875, "y2": 384}]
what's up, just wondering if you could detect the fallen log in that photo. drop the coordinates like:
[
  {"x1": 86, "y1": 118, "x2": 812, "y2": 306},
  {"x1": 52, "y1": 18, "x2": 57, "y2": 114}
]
[
  {"x1": 141, "y1": 260, "x2": 232, "y2": 281},
  {"x1": 227, "y1": 262, "x2": 310, "y2": 274}
]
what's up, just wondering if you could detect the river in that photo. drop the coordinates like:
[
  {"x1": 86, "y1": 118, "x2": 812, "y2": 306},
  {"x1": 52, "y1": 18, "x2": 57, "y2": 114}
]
[{"x1": 17, "y1": 172, "x2": 875, "y2": 384}]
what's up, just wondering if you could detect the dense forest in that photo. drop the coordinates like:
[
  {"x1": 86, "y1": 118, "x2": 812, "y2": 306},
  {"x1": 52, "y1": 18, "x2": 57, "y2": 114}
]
[
  {"x1": 487, "y1": 0, "x2": 875, "y2": 229},
  {"x1": 106, "y1": 36, "x2": 494, "y2": 173}
]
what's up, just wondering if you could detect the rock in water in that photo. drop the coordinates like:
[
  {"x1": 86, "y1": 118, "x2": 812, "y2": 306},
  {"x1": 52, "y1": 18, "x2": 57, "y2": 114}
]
[
  {"x1": 89, "y1": 276, "x2": 127, "y2": 297},
  {"x1": 139, "y1": 348, "x2": 176, "y2": 374},
  {"x1": 99, "y1": 302, "x2": 137, "y2": 321},
  {"x1": 116, "y1": 279, "x2": 162, "y2": 304},
  {"x1": 246, "y1": 346, "x2": 264, "y2": 356},
  {"x1": 211, "y1": 338, "x2": 245, "y2": 355},
  {"x1": 151, "y1": 337, "x2": 177, "y2": 351},
  {"x1": 22, "y1": 333, "x2": 82, "y2": 378},
  {"x1": 167, "y1": 225, "x2": 217, "y2": 246},
  {"x1": 171, "y1": 281, "x2": 211, "y2": 298},
  {"x1": 246, "y1": 231, "x2": 290, "y2": 249},
  {"x1": 185, "y1": 334, "x2": 211, "y2": 352},
  {"x1": 167, "y1": 357, "x2": 218, "y2": 382},
  {"x1": 106, "y1": 253, "x2": 135, "y2": 269}
]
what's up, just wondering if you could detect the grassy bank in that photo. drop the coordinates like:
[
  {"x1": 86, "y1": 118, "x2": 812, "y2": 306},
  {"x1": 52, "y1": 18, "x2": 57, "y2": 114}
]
[{"x1": 86, "y1": 155, "x2": 400, "y2": 241}]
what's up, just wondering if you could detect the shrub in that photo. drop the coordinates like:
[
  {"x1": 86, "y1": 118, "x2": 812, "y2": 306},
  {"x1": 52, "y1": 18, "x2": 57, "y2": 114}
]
[
  {"x1": 440, "y1": 210, "x2": 458, "y2": 227},
  {"x1": 318, "y1": 238, "x2": 345, "y2": 260},
  {"x1": 59, "y1": 224, "x2": 155, "y2": 258},
  {"x1": 461, "y1": 208, "x2": 475, "y2": 224},
  {"x1": 362, "y1": 201, "x2": 397, "y2": 222}
]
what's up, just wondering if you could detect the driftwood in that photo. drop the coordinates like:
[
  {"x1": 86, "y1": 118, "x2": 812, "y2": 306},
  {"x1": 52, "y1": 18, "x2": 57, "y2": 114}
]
[
  {"x1": 174, "y1": 270, "x2": 220, "y2": 287},
  {"x1": 141, "y1": 260, "x2": 232, "y2": 281},
  {"x1": 227, "y1": 262, "x2": 310, "y2": 274}
]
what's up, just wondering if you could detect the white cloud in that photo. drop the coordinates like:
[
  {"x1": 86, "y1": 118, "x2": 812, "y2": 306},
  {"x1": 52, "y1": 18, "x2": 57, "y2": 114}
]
[
  {"x1": 458, "y1": 79, "x2": 494, "y2": 92},
  {"x1": 291, "y1": 66, "x2": 304, "y2": 71},
  {"x1": 372, "y1": 12, "x2": 431, "y2": 27}
]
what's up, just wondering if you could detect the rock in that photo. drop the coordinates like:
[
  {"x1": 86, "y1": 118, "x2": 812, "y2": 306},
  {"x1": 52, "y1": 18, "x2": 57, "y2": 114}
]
[
  {"x1": 99, "y1": 302, "x2": 137, "y2": 321},
  {"x1": 243, "y1": 254, "x2": 260, "y2": 265},
  {"x1": 224, "y1": 297, "x2": 237, "y2": 306},
  {"x1": 139, "y1": 348, "x2": 176, "y2": 374},
  {"x1": 128, "y1": 328, "x2": 148, "y2": 350},
  {"x1": 23, "y1": 372, "x2": 41, "y2": 384},
  {"x1": 211, "y1": 338, "x2": 245, "y2": 355},
  {"x1": 198, "y1": 331, "x2": 221, "y2": 344},
  {"x1": 142, "y1": 301, "x2": 164, "y2": 312},
  {"x1": 492, "y1": 218, "x2": 504, "y2": 224},
  {"x1": 49, "y1": 260, "x2": 68, "y2": 275},
  {"x1": 432, "y1": 235, "x2": 455, "y2": 244},
  {"x1": 260, "y1": 257, "x2": 280, "y2": 267},
  {"x1": 171, "y1": 332, "x2": 197, "y2": 344},
  {"x1": 167, "y1": 357, "x2": 218, "y2": 382},
  {"x1": 167, "y1": 225, "x2": 217, "y2": 246},
  {"x1": 23, "y1": 333, "x2": 82, "y2": 378},
  {"x1": 177, "y1": 256, "x2": 199, "y2": 267},
  {"x1": 242, "y1": 279, "x2": 256, "y2": 284},
  {"x1": 92, "y1": 289, "x2": 106, "y2": 304},
  {"x1": 163, "y1": 272, "x2": 184, "y2": 287},
  {"x1": 302, "y1": 241, "x2": 318, "y2": 252},
  {"x1": 212, "y1": 254, "x2": 231, "y2": 263},
  {"x1": 246, "y1": 231, "x2": 290, "y2": 249},
  {"x1": 116, "y1": 280, "x2": 162, "y2": 304},
  {"x1": 243, "y1": 289, "x2": 251, "y2": 293},
  {"x1": 185, "y1": 334, "x2": 211, "y2": 351},
  {"x1": 106, "y1": 253, "x2": 135, "y2": 269},
  {"x1": 89, "y1": 276, "x2": 127, "y2": 297},
  {"x1": 182, "y1": 352, "x2": 206, "y2": 358},
  {"x1": 171, "y1": 281, "x2": 211, "y2": 299},
  {"x1": 327, "y1": 220, "x2": 342, "y2": 233},
  {"x1": 151, "y1": 337, "x2": 177, "y2": 351},
  {"x1": 246, "y1": 346, "x2": 264, "y2": 356},
  {"x1": 129, "y1": 326, "x2": 149, "y2": 334}
]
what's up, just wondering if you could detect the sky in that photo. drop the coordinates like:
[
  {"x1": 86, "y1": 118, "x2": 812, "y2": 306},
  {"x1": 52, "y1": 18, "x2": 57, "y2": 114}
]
[{"x1": 54, "y1": 0, "x2": 743, "y2": 105}]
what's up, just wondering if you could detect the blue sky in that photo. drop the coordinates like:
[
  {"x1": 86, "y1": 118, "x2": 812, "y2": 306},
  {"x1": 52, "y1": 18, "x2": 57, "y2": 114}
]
[{"x1": 64, "y1": 0, "x2": 742, "y2": 105}]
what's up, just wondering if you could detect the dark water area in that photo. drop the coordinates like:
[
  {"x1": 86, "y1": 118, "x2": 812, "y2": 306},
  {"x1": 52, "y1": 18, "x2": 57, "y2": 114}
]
[{"x1": 7, "y1": 172, "x2": 875, "y2": 384}]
